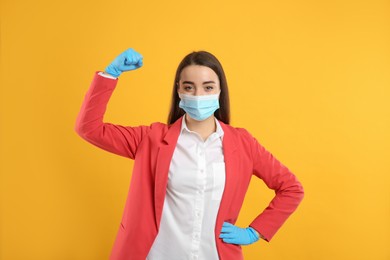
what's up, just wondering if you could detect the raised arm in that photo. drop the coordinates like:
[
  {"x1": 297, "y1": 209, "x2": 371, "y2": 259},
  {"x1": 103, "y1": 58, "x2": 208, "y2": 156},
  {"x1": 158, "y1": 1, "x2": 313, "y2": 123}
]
[{"x1": 74, "y1": 48, "x2": 149, "y2": 159}]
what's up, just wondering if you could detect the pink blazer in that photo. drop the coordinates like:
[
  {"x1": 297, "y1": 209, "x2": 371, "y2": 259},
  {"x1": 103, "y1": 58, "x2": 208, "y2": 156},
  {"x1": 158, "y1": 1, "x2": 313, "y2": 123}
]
[{"x1": 75, "y1": 72, "x2": 304, "y2": 260}]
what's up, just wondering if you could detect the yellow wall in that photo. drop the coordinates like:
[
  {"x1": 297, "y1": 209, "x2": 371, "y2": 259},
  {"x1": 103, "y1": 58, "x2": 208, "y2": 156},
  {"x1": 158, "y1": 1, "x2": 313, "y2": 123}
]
[{"x1": 1, "y1": 0, "x2": 389, "y2": 259}]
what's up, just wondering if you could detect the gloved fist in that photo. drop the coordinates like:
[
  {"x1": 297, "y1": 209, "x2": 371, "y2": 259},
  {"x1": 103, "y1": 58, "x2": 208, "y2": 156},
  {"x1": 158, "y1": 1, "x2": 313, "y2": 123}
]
[
  {"x1": 105, "y1": 48, "x2": 143, "y2": 77},
  {"x1": 219, "y1": 222, "x2": 260, "y2": 245}
]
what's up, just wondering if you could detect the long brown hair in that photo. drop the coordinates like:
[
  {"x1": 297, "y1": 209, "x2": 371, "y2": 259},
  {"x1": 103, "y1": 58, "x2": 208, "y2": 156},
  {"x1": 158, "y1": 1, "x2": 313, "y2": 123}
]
[{"x1": 167, "y1": 51, "x2": 230, "y2": 125}]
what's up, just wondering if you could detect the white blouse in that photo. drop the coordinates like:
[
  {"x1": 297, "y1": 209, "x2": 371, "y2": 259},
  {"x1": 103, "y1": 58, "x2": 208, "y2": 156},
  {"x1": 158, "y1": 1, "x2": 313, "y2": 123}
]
[{"x1": 147, "y1": 116, "x2": 226, "y2": 260}]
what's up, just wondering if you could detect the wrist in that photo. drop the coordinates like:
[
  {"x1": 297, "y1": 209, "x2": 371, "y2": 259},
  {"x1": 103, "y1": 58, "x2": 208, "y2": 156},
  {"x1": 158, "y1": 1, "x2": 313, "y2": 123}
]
[
  {"x1": 247, "y1": 227, "x2": 260, "y2": 243},
  {"x1": 248, "y1": 226, "x2": 265, "y2": 240},
  {"x1": 104, "y1": 64, "x2": 121, "y2": 78}
]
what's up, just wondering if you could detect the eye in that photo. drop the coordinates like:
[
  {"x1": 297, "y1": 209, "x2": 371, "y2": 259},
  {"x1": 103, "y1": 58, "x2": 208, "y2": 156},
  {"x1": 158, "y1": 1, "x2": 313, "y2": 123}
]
[
  {"x1": 183, "y1": 85, "x2": 195, "y2": 93},
  {"x1": 205, "y1": 86, "x2": 214, "y2": 91}
]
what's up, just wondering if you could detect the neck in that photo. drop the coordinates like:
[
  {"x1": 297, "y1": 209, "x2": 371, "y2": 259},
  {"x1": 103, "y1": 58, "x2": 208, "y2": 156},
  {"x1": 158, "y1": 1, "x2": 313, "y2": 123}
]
[{"x1": 185, "y1": 114, "x2": 216, "y2": 141}]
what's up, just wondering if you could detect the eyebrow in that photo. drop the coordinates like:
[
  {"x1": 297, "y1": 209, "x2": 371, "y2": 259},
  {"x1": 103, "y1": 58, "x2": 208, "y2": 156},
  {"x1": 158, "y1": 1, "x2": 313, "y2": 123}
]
[{"x1": 182, "y1": 81, "x2": 216, "y2": 85}]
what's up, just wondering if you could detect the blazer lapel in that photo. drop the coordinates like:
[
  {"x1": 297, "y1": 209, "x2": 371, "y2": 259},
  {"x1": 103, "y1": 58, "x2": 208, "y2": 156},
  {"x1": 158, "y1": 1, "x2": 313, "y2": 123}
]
[
  {"x1": 217, "y1": 122, "x2": 239, "y2": 223},
  {"x1": 154, "y1": 117, "x2": 182, "y2": 228}
]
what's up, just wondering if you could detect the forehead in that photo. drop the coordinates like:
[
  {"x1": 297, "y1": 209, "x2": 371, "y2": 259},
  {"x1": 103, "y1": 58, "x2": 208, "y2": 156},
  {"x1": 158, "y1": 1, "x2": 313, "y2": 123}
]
[{"x1": 180, "y1": 65, "x2": 219, "y2": 83}]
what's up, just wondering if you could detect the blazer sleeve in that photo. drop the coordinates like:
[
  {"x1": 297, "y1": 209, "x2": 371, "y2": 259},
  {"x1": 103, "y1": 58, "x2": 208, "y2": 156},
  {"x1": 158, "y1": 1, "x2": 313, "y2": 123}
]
[
  {"x1": 248, "y1": 133, "x2": 304, "y2": 242},
  {"x1": 74, "y1": 71, "x2": 150, "y2": 159}
]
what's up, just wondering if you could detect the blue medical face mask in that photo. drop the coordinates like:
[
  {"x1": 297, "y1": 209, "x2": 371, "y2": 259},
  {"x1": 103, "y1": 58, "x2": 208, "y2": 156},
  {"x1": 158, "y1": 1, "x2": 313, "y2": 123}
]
[{"x1": 178, "y1": 92, "x2": 220, "y2": 121}]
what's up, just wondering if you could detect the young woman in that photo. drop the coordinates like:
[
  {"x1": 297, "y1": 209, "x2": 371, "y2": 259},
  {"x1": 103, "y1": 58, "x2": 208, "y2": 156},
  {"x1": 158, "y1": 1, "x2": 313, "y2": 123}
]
[{"x1": 75, "y1": 48, "x2": 304, "y2": 260}]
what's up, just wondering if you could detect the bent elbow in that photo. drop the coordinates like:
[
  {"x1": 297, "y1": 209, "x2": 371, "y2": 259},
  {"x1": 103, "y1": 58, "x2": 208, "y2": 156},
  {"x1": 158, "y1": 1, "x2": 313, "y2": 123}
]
[{"x1": 74, "y1": 119, "x2": 88, "y2": 139}]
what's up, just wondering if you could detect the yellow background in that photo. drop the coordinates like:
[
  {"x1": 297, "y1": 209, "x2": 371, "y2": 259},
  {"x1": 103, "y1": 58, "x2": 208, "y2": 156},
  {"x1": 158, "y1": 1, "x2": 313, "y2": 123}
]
[{"x1": 1, "y1": 0, "x2": 389, "y2": 259}]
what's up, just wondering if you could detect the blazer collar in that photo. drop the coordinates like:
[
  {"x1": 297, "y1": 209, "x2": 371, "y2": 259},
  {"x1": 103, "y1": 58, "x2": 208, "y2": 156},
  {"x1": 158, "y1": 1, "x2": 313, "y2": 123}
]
[
  {"x1": 162, "y1": 116, "x2": 183, "y2": 145},
  {"x1": 219, "y1": 120, "x2": 238, "y2": 153}
]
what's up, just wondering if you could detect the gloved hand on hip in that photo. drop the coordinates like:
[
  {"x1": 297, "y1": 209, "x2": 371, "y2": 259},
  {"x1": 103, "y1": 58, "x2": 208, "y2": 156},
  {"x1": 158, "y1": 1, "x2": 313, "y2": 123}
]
[
  {"x1": 219, "y1": 222, "x2": 260, "y2": 245},
  {"x1": 105, "y1": 48, "x2": 143, "y2": 77}
]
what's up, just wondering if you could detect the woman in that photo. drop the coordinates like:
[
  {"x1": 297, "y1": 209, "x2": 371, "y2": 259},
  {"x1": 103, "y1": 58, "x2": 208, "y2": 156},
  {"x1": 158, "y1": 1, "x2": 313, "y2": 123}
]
[{"x1": 75, "y1": 48, "x2": 304, "y2": 260}]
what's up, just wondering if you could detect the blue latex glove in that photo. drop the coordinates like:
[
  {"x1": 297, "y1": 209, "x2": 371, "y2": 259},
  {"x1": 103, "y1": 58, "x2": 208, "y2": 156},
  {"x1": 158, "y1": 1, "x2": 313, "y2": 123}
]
[
  {"x1": 104, "y1": 48, "x2": 143, "y2": 77},
  {"x1": 219, "y1": 222, "x2": 260, "y2": 245}
]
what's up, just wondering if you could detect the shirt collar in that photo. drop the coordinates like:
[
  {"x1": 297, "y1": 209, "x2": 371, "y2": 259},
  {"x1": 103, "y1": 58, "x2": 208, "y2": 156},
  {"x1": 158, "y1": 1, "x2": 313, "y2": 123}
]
[{"x1": 181, "y1": 115, "x2": 224, "y2": 138}]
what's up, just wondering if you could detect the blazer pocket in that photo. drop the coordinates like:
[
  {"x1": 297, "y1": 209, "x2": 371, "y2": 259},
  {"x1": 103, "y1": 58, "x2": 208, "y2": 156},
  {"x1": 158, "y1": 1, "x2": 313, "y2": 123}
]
[{"x1": 212, "y1": 162, "x2": 226, "y2": 200}]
